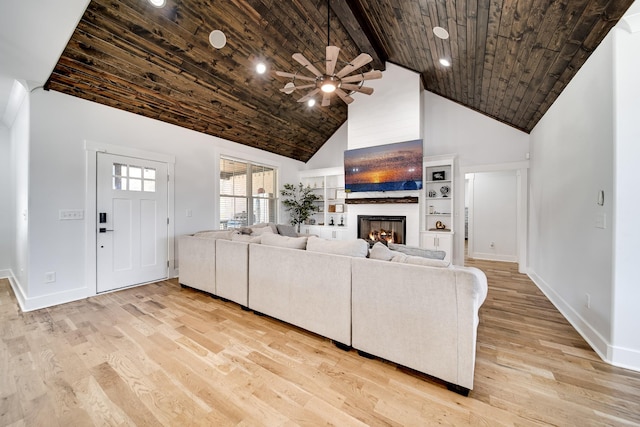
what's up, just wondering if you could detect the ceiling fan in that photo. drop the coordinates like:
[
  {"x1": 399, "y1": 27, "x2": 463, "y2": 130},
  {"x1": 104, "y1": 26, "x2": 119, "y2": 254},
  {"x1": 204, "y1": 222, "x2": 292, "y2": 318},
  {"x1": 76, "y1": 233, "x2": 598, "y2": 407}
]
[{"x1": 276, "y1": 0, "x2": 382, "y2": 107}]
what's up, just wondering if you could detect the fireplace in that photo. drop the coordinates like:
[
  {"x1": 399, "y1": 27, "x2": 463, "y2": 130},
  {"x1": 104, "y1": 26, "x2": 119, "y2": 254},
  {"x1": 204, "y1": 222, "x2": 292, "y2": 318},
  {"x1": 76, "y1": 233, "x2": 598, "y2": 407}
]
[{"x1": 358, "y1": 215, "x2": 407, "y2": 246}]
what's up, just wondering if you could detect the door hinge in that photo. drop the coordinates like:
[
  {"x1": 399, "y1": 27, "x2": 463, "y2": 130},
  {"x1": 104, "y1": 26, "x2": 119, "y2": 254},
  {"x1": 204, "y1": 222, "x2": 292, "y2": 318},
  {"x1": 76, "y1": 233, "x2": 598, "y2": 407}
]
[
  {"x1": 167, "y1": 217, "x2": 169, "y2": 225},
  {"x1": 167, "y1": 261, "x2": 169, "y2": 267}
]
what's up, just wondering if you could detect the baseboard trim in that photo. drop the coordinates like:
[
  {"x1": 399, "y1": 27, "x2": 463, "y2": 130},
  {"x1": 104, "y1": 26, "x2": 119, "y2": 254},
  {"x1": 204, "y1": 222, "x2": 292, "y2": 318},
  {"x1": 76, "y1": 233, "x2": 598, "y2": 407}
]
[
  {"x1": 528, "y1": 271, "x2": 610, "y2": 365},
  {"x1": 469, "y1": 252, "x2": 518, "y2": 263},
  {"x1": 0, "y1": 269, "x2": 11, "y2": 279},
  {"x1": 608, "y1": 345, "x2": 640, "y2": 372},
  {"x1": 5, "y1": 270, "x2": 28, "y2": 312}
]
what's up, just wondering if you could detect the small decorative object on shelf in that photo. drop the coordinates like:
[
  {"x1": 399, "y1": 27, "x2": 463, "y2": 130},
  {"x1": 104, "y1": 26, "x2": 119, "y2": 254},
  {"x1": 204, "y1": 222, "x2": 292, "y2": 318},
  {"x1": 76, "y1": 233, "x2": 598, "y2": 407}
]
[
  {"x1": 335, "y1": 203, "x2": 344, "y2": 213},
  {"x1": 329, "y1": 216, "x2": 335, "y2": 226},
  {"x1": 432, "y1": 171, "x2": 445, "y2": 181},
  {"x1": 435, "y1": 221, "x2": 446, "y2": 229},
  {"x1": 429, "y1": 205, "x2": 435, "y2": 214},
  {"x1": 428, "y1": 190, "x2": 437, "y2": 197},
  {"x1": 440, "y1": 185, "x2": 450, "y2": 197},
  {"x1": 339, "y1": 215, "x2": 344, "y2": 226}
]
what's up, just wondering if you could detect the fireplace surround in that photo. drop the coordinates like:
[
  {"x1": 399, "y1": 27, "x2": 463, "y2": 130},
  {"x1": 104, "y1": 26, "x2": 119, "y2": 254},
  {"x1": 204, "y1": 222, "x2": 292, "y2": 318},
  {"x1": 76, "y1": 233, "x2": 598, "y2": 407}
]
[{"x1": 357, "y1": 215, "x2": 407, "y2": 245}]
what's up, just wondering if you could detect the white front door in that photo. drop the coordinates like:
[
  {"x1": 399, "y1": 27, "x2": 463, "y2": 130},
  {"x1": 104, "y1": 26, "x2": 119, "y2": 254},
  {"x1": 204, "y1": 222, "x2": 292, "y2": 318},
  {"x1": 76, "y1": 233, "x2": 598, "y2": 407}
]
[{"x1": 97, "y1": 152, "x2": 168, "y2": 293}]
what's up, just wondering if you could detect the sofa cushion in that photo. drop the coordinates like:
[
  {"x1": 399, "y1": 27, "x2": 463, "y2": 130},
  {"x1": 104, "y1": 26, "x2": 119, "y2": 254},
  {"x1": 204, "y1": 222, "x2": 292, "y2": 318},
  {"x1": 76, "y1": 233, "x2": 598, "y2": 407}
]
[
  {"x1": 276, "y1": 224, "x2": 298, "y2": 237},
  {"x1": 388, "y1": 242, "x2": 446, "y2": 260},
  {"x1": 231, "y1": 234, "x2": 262, "y2": 244},
  {"x1": 193, "y1": 230, "x2": 235, "y2": 240},
  {"x1": 306, "y1": 236, "x2": 369, "y2": 258},
  {"x1": 261, "y1": 233, "x2": 308, "y2": 249},
  {"x1": 391, "y1": 253, "x2": 450, "y2": 268}
]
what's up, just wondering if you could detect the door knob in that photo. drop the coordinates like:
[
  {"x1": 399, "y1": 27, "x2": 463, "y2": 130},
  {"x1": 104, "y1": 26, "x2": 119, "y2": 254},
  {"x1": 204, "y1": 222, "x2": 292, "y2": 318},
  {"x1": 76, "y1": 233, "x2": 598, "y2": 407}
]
[{"x1": 99, "y1": 228, "x2": 114, "y2": 233}]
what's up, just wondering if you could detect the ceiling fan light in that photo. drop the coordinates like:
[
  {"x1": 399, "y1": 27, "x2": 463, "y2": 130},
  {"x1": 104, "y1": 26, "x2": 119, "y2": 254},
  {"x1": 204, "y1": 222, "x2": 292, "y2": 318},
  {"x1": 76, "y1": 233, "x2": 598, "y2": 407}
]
[
  {"x1": 256, "y1": 62, "x2": 266, "y2": 74},
  {"x1": 283, "y1": 82, "x2": 295, "y2": 94},
  {"x1": 321, "y1": 82, "x2": 336, "y2": 93},
  {"x1": 148, "y1": 0, "x2": 166, "y2": 7},
  {"x1": 320, "y1": 75, "x2": 338, "y2": 93},
  {"x1": 307, "y1": 99, "x2": 316, "y2": 107},
  {"x1": 439, "y1": 58, "x2": 451, "y2": 67}
]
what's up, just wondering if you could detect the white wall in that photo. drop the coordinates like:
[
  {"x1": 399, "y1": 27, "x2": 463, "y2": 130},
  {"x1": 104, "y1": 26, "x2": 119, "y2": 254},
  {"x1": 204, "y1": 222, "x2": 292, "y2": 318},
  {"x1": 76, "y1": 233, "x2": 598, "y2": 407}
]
[
  {"x1": 22, "y1": 89, "x2": 302, "y2": 310},
  {"x1": 11, "y1": 83, "x2": 29, "y2": 303},
  {"x1": 468, "y1": 171, "x2": 518, "y2": 262},
  {"x1": 305, "y1": 122, "x2": 348, "y2": 170},
  {"x1": 423, "y1": 92, "x2": 529, "y2": 166},
  {"x1": 348, "y1": 63, "x2": 422, "y2": 149},
  {"x1": 0, "y1": 124, "x2": 12, "y2": 274},
  {"x1": 611, "y1": 23, "x2": 640, "y2": 370},
  {"x1": 528, "y1": 34, "x2": 615, "y2": 356}
]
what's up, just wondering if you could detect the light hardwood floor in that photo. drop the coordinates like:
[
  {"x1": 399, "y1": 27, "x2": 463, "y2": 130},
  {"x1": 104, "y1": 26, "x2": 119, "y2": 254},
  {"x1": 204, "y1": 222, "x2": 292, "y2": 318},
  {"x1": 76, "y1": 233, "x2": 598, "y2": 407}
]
[{"x1": 1, "y1": 259, "x2": 639, "y2": 426}]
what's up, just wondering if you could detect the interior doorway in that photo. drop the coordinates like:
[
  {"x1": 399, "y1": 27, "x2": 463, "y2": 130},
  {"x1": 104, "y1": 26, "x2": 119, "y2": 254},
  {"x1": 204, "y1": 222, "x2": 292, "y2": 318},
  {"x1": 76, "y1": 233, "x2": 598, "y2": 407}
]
[{"x1": 460, "y1": 163, "x2": 528, "y2": 273}]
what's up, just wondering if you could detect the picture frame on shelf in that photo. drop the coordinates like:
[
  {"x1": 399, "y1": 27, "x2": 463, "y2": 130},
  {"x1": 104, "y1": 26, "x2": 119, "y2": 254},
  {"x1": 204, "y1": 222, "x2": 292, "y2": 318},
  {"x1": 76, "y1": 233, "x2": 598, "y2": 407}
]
[
  {"x1": 335, "y1": 204, "x2": 344, "y2": 213},
  {"x1": 432, "y1": 171, "x2": 445, "y2": 181}
]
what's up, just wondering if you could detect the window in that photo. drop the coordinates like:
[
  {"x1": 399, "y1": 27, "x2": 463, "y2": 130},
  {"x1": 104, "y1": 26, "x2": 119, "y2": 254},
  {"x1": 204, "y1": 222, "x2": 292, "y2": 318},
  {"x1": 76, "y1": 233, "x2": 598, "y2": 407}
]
[
  {"x1": 219, "y1": 158, "x2": 277, "y2": 229},
  {"x1": 112, "y1": 163, "x2": 156, "y2": 192}
]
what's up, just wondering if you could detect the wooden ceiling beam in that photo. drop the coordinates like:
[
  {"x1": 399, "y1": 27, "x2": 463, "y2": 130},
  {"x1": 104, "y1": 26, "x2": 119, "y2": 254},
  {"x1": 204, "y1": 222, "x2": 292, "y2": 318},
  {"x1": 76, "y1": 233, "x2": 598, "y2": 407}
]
[{"x1": 330, "y1": 0, "x2": 387, "y2": 71}]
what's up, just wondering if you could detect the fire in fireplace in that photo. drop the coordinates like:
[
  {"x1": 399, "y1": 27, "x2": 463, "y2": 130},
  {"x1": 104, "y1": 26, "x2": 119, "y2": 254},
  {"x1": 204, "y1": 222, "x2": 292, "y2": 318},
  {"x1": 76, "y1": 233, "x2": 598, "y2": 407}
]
[{"x1": 358, "y1": 215, "x2": 407, "y2": 246}]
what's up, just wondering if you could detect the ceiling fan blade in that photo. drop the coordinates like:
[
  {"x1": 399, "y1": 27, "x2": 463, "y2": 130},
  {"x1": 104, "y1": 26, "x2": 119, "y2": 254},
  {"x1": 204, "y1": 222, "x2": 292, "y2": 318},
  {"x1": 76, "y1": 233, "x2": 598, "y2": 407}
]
[
  {"x1": 341, "y1": 84, "x2": 374, "y2": 95},
  {"x1": 275, "y1": 71, "x2": 317, "y2": 82},
  {"x1": 334, "y1": 88, "x2": 354, "y2": 104},
  {"x1": 335, "y1": 53, "x2": 373, "y2": 78},
  {"x1": 280, "y1": 84, "x2": 315, "y2": 92},
  {"x1": 321, "y1": 93, "x2": 331, "y2": 107},
  {"x1": 326, "y1": 45, "x2": 340, "y2": 75},
  {"x1": 341, "y1": 70, "x2": 383, "y2": 83},
  {"x1": 297, "y1": 88, "x2": 321, "y2": 103},
  {"x1": 292, "y1": 53, "x2": 323, "y2": 77}
]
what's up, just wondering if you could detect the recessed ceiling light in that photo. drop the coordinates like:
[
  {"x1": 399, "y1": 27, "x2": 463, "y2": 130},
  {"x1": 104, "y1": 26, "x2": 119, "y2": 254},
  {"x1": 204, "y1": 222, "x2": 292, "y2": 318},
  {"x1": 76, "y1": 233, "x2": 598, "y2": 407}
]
[
  {"x1": 433, "y1": 26, "x2": 449, "y2": 40},
  {"x1": 209, "y1": 30, "x2": 227, "y2": 49},
  {"x1": 148, "y1": 0, "x2": 166, "y2": 7},
  {"x1": 307, "y1": 99, "x2": 316, "y2": 107},
  {"x1": 256, "y1": 62, "x2": 267, "y2": 74},
  {"x1": 439, "y1": 58, "x2": 451, "y2": 67}
]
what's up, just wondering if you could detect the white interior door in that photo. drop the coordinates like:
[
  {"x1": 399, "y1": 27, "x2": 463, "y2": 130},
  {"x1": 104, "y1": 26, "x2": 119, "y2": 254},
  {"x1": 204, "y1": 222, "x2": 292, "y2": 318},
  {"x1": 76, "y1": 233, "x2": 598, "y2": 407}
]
[{"x1": 97, "y1": 152, "x2": 168, "y2": 293}]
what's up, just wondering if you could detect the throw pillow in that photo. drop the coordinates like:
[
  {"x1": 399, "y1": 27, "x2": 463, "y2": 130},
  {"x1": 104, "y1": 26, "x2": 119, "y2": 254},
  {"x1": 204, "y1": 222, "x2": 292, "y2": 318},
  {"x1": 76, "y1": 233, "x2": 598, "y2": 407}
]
[
  {"x1": 253, "y1": 222, "x2": 279, "y2": 234},
  {"x1": 390, "y1": 253, "x2": 450, "y2": 267},
  {"x1": 388, "y1": 242, "x2": 446, "y2": 260},
  {"x1": 276, "y1": 224, "x2": 299, "y2": 238},
  {"x1": 369, "y1": 242, "x2": 394, "y2": 261},
  {"x1": 250, "y1": 226, "x2": 275, "y2": 237},
  {"x1": 306, "y1": 236, "x2": 369, "y2": 258},
  {"x1": 237, "y1": 226, "x2": 253, "y2": 235},
  {"x1": 261, "y1": 233, "x2": 308, "y2": 249}
]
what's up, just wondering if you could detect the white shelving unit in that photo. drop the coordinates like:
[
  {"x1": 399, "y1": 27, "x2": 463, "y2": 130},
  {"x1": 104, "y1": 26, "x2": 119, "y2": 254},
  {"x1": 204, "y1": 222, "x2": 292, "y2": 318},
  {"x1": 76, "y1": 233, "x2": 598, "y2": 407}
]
[
  {"x1": 421, "y1": 156, "x2": 455, "y2": 262},
  {"x1": 298, "y1": 167, "x2": 349, "y2": 240}
]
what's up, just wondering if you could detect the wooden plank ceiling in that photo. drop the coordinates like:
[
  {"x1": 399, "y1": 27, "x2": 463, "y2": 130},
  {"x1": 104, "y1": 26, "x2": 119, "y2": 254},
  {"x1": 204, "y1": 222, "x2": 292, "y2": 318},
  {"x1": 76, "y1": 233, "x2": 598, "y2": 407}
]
[{"x1": 46, "y1": 0, "x2": 633, "y2": 162}]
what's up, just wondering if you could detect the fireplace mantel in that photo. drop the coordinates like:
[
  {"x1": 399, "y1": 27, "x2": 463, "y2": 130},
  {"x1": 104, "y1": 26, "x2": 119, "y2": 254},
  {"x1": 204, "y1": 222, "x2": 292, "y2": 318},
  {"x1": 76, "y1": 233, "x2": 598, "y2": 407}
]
[{"x1": 345, "y1": 196, "x2": 418, "y2": 204}]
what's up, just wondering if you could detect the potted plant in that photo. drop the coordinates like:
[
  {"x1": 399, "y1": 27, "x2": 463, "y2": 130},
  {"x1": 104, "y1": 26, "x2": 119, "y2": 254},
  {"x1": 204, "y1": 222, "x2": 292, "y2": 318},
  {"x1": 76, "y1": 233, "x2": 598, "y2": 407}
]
[{"x1": 280, "y1": 183, "x2": 321, "y2": 232}]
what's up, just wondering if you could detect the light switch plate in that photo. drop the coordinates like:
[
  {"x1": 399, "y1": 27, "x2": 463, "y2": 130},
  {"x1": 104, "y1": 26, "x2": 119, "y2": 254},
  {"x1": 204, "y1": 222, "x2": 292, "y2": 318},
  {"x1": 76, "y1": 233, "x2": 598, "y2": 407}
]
[
  {"x1": 595, "y1": 213, "x2": 606, "y2": 229},
  {"x1": 59, "y1": 209, "x2": 84, "y2": 220}
]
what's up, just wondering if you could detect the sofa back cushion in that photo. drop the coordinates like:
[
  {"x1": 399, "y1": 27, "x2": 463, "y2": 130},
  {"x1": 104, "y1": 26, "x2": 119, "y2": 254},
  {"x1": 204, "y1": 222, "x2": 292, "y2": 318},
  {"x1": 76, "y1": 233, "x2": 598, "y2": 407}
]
[
  {"x1": 391, "y1": 253, "x2": 451, "y2": 268},
  {"x1": 261, "y1": 233, "x2": 308, "y2": 249},
  {"x1": 306, "y1": 236, "x2": 369, "y2": 258},
  {"x1": 231, "y1": 234, "x2": 262, "y2": 244},
  {"x1": 388, "y1": 242, "x2": 446, "y2": 260},
  {"x1": 193, "y1": 230, "x2": 235, "y2": 240}
]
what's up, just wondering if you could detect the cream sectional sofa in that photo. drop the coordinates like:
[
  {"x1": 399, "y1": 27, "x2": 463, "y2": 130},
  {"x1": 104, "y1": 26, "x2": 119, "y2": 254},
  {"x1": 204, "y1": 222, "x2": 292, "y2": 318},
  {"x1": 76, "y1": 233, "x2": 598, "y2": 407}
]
[{"x1": 177, "y1": 227, "x2": 488, "y2": 395}]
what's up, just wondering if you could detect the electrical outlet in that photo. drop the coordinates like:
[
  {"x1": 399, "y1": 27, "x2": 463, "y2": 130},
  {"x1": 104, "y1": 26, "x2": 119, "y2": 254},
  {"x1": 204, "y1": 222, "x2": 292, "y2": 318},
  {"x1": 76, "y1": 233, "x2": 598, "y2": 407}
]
[{"x1": 45, "y1": 272, "x2": 56, "y2": 283}]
